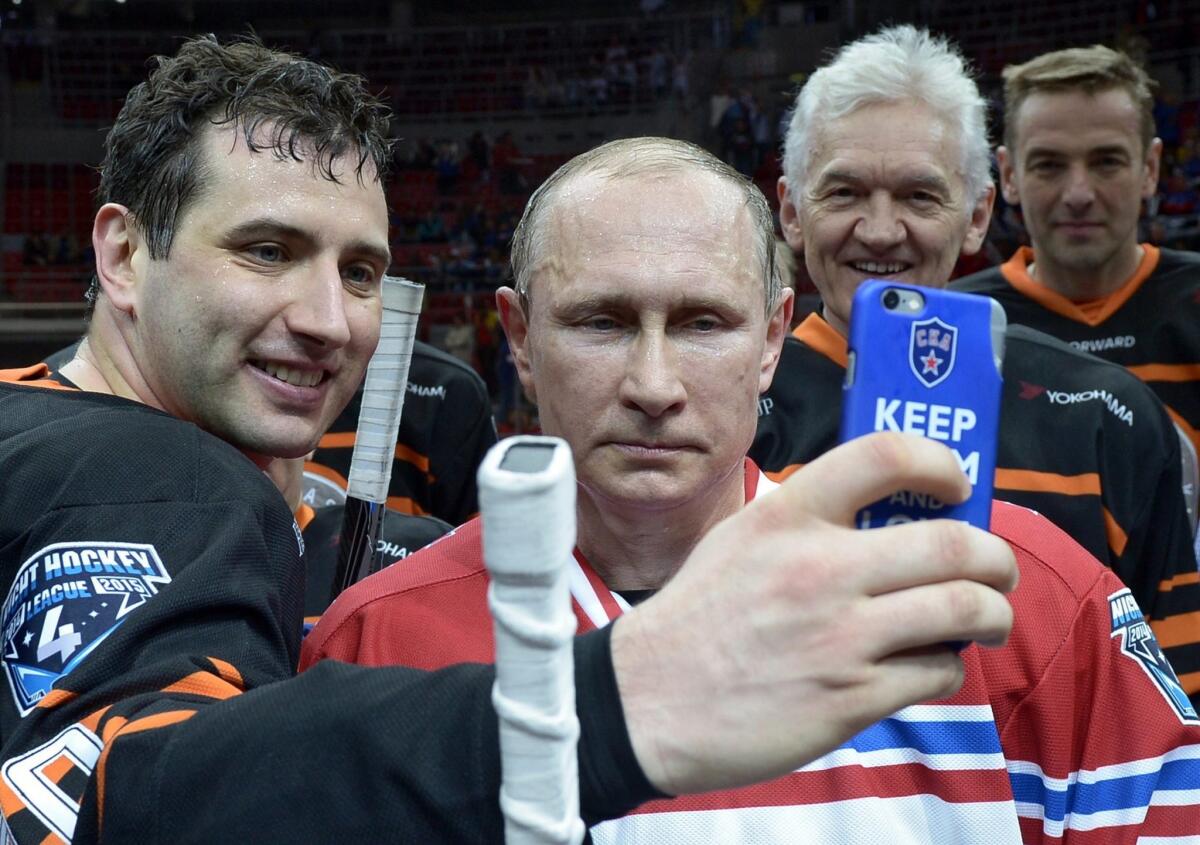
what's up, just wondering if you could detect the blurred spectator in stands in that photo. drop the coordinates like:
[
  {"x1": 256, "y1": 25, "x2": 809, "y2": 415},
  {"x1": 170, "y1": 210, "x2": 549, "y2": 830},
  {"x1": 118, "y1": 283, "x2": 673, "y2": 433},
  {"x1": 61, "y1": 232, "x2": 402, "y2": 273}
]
[
  {"x1": 435, "y1": 140, "x2": 461, "y2": 195},
  {"x1": 443, "y1": 312, "x2": 475, "y2": 367},
  {"x1": 719, "y1": 90, "x2": 759, "y2": 175},
  {"x1": 493, "y1": 131, "x2": 528, "y2": 195},
  {"x1": 417, "y1": 210, "x2": 447, "y2": 242},
  {"x1": 495, "y1": 331, "x2": 519, "y2": 432},
  {"x1": 646, "y1": 46, "x2": 670, "y2": 98},
  {"x1": 1161, "y1": 167, "x2": 1198, "y2": 214},
  {"x1": 467, "y1": 131, "x2": 491, "y2": 178},
  {"x1": 672, "y1": 50, "x2": 692, "y2": 109},
  {"x1": 1177, "y1": 129, "x2": 1200, "y2": 183},
  {"x1": 523, "y1": 66, "x2": 549, "y2": 110},
  {"x1": 52, "y1": 233, "x2": 78, "y2": 265},
  {"x1": 1155, "y1": 91, "x2": 1182, "y2": 150},
  {"x1": 735, "y1": 0, "x2": 766, "y2": 48},
  {"x1": 474, "y1": 305, "x2": 500, "y2": 396},
  {"x1": 21, "y1": 233, "x2": 49, "y2": 266}
]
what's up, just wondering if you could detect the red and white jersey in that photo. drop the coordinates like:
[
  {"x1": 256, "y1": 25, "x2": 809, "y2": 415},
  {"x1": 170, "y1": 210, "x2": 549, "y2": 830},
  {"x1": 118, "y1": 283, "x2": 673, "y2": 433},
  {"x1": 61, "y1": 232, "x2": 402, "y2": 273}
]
[{"x1": 304, "y1": 460, "x2": 1200, "y2": 844}]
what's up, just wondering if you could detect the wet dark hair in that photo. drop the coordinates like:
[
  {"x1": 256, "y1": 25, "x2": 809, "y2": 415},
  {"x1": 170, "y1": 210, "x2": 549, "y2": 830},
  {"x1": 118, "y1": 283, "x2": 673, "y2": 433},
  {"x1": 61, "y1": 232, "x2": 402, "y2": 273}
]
[{"x1": 90, "y1": 33, "x2": 393, "y2": 302}]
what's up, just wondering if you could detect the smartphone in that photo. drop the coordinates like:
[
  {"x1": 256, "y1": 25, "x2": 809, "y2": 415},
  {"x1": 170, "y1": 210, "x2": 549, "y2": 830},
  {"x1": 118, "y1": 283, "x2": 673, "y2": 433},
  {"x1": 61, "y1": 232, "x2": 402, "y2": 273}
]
[{"x1": 840, "y1": 280, "x2": 1005, "y2": 531}]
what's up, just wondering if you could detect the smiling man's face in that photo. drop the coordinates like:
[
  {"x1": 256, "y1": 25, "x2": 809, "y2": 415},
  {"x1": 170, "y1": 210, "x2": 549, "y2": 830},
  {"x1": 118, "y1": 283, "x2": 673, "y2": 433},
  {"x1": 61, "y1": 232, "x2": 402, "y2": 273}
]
[
  {"x1": 129, "y1": 123, "x2": 391, "y2": 460},
  {"x1": 779, "y1": 98, "x2": 993, "y2": 335}
]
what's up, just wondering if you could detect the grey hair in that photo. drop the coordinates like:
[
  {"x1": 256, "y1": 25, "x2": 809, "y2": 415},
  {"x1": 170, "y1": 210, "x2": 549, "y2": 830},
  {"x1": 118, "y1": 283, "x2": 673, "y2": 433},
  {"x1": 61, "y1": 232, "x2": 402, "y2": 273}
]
[
  {"x1": 509, "y1": 136, "x2": 782, "y2": 314},
  {"x1": 782, "y1": 25, "x2": 991, "y2": 207}
]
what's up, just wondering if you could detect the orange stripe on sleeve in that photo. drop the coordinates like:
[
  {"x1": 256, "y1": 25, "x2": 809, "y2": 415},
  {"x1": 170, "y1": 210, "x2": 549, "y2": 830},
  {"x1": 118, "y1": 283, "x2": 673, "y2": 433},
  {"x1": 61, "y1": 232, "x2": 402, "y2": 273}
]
[
  {"x1": 161, "y1": 671, "x2": 243, "y2": 701},
  {"x1": 1101, "y1": 507, "x2": 1128, "y2": 557},
  {"x1": 764, "y1": 464, "x2": 804, "y2": 483},
  {"x1": 80, "y1": 705, "x2": 111, "y2": 734},
  {"x1": 1150, "y1": 611, "x2": 1200, "y2": 649},
  {"x1": 386, "y1": 495, "x2": 429, "y2": 516},
  {"x1": 38, "y1": 831, "x2": 67, "y2": 845},
  {"x1": 318, "y1": 431, "x2": 356, "y2": 449},
  {"x1": 0, "y1": 777, "x2": 27, "y2": 818},
  {"x1": 394, "y1": 443, "x2": 431, "y2": 473},
  {"x1": 206, "y1": 657, "x2": 244, "y2": 688},
  {"x1": 1125, "y1": 363, "x2": 1200, "y2": 383},
  {"x1": 1161, "y1": 571, "x2": 1200, "y2": 592},
  {"x1": 35, "y1": 689, "x2": 78, "y2": 710},
  {"x1": 994, "y1": 469, "x2": 1102, "y2": 496}
]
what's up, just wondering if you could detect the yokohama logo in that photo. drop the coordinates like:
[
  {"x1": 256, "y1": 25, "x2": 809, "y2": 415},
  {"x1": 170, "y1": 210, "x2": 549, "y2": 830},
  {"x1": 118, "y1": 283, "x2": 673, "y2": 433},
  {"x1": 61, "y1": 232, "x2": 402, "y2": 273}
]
[{"x1": 1045, "y1": 388, "x2": 1134, "y2": 426}]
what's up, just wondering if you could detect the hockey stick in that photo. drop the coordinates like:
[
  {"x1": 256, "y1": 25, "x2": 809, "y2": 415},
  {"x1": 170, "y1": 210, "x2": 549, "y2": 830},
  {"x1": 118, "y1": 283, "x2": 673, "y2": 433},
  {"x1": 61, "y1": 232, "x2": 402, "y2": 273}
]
[
  {"x1": 330, "y1": 276, "x2": 425, "y2": 604},
  {"x1": 478, "y1": 436, "x2": 585, "y2": 845}
]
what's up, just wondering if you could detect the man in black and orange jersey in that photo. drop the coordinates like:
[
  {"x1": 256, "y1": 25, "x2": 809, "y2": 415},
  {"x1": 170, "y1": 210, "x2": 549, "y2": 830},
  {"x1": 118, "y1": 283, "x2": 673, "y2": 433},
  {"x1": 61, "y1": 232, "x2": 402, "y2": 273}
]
[
  {"x1": 306, "y1": 338, "x2": 497, "y2": 525},
  {"x1": 0, "y1": 34, "x2": 1023, "y2": 842},
  {"x1": 953, "y1": 46, "x2": 1200, "y2": 494},
  {"x1": 756, "y1": 26, "x2": 1200, "y2": 702}
]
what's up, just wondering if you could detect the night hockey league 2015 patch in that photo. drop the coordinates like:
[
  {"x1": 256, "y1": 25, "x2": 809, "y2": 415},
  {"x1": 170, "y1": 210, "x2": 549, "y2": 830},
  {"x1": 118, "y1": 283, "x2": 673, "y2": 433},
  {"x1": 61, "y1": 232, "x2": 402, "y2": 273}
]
[
  {"x1": 2, "y1": 541, "x2": 172, "y2": 715},
  {"x1": 1109, "y1": 587, "x2": 1199, "y2": 724}
]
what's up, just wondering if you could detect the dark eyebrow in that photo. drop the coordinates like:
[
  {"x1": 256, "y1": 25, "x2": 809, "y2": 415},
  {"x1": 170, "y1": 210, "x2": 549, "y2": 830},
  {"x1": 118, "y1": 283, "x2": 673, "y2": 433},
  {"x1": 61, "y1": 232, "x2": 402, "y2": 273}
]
[
  {"x1": 553, "y1": 292, "x2": 742, "y2": 318},
  {"x1": 223, "y1": 217, "x2": 392, "y2": 267}
]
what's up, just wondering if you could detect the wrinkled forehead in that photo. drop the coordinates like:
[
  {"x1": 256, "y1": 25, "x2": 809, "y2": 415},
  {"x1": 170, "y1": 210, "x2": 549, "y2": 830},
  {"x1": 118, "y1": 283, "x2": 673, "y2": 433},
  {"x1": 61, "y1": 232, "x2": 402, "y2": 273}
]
[
  {"x1": 805, "y1": 99, "x2": 965, "y2": 191},
  {"x1": 533, "y1": 170, "x2": 759, "y2": 290}
]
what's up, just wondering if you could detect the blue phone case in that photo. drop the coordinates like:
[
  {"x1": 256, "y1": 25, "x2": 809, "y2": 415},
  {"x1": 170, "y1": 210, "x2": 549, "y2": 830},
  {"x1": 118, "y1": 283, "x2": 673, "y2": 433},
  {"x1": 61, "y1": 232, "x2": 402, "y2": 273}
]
[{"x1": 840, "y1": 280, "x2": 1005, "y2": 531}]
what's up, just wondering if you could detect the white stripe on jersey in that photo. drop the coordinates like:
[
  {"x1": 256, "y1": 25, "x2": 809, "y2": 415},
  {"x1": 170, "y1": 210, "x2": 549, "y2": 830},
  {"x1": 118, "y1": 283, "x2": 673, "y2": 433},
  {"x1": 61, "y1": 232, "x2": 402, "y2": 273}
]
[
  {"x1": 892, "y1": 704, "x2": 997, "y2": 722},
  {"x1": 590, "y1": 795, "x2": 1022, "y2": 845},
  {"x1": 800, "y1": 746, "x2": 1006, "y2": 773},
  {"x1": 1007, "y1": 743, "x2": 1200, "y2": 790}
]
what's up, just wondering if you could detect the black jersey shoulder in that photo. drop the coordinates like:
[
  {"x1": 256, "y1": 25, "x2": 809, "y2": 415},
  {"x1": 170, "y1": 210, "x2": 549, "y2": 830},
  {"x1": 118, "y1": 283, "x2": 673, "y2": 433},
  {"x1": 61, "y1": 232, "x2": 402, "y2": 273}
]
[
  {"x1": 950, "y1": 265, "x2": 1008, "y2": 296},
  {"x1": 0, "y1": 383, "x2": 289, "y2": 526},
  {"x1": 408, "y1": 339, "x2": 490, "y2": 396}
]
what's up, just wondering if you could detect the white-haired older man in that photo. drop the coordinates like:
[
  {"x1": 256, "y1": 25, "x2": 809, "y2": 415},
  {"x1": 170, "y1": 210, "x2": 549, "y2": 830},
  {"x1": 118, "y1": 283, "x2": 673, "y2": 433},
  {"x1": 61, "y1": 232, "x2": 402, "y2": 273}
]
[
  {"x1": 753, "y1": 24, "x2": 1199, "y2": 841},
  {"x1": 307, "y1": 125, "x2": 1200, "y2": 841},
  {"x1": 756, "y1": 24, "x2": 1200, "y2": 708}
]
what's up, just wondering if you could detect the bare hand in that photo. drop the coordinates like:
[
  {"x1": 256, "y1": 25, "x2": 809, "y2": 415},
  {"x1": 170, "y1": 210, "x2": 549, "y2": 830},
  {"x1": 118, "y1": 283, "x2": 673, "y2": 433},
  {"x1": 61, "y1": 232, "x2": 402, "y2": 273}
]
[{"x1": 611, "y1": 432, "x2": 1018, "y2": 795}]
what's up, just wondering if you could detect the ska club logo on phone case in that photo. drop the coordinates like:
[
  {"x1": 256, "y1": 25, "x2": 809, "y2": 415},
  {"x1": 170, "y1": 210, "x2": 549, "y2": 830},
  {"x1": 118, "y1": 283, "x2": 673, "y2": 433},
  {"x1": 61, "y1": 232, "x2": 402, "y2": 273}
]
[{"x1": 909, "y1": 317, "x2": 958, "y2": 388}]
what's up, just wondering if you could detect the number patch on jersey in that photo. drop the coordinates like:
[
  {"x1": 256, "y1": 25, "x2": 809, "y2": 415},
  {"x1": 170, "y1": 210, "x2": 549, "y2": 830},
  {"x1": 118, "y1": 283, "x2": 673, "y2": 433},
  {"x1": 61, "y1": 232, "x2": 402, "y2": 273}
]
[
  {"x1": 2, "y1": 724, "x2": 102, "y2": 841},
  {"x1": 1109, "y1": 588, "x2": 1199, "y2": 724},
  {"x1": 1, "y1": 541, "x2": 172, "y2": 715}
]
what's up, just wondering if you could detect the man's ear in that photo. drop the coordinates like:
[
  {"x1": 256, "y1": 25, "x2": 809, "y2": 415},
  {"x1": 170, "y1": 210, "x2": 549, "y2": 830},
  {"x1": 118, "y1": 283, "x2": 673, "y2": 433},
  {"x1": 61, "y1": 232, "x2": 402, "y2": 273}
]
[
  {"x1": 759, "y1": 288, "x2": 794, "y2": 394},
  {"x1": 996, "y1": 146, "x2": 1021, "y2": 207},
  {"x1": 777, "y1": 177, "x2": 804, "y2": 253},
  {"x1": 961, "y1": 183, "x2": 996, "y2": 256},
  {"x1": 497, "y1": 286, "x2": 537, "y2": 404},
  {"x1": 92, "y1": 203, "x2": 142, "y2": 316},
  {"x1": 1142, "y1": 137, "x2": 1164, "y2": 200}
]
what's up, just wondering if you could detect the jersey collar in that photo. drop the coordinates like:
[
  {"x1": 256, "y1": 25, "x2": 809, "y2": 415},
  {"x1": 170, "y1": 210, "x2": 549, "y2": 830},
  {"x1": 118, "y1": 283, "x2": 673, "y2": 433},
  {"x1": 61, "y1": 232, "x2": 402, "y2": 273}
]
[
  {"x1": 999, "y1": 244, "x2": 1160, "y2": 326},
  {"x1": 569, "y1": 459, "x2": 777, "y2": 630},
  {"x1": 792, "y1": 312, "x2": 849, "y2": 369}
]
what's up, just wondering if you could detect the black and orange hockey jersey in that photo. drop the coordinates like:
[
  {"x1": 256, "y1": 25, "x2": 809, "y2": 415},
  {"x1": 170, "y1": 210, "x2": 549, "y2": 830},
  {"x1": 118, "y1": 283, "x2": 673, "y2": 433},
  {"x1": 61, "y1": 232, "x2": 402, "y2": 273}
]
[
  {"x1": 0, "y1": 366, "x2": 653, "y2": 843},
  {"x1": 953, "y1": 246, "x2": 1200, "y2": 460},
  {"x1": 307, "y1": 340, "x2": 498, "y2": 526},
  {"x1": 752, "y1": 314, "x2": 1200, "y2": 699}
]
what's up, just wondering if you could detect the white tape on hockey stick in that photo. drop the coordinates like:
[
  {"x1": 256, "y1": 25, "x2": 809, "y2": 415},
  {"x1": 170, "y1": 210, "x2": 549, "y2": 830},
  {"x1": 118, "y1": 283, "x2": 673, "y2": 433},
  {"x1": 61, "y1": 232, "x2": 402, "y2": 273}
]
[
  {"x1": 478, "y1": 436, "x2": 585, "y2": 845},
  {"x1": 331, "y1": 276, "x2": 424, "y2": 600}
]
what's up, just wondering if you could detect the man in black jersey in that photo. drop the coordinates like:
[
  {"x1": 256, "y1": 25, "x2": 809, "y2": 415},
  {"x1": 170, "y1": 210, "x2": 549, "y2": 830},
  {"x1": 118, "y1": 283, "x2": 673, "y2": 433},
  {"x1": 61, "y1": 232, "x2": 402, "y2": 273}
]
[
  {"x1": 0, "y1": 34, "x2": 1019, "y2": 843},
  {"x1": 952, "y1": 45, "x2": 1200, "y2": 515},
  {"x1": 759, "y1": 25, "x2": 1200, "y2": 702}
]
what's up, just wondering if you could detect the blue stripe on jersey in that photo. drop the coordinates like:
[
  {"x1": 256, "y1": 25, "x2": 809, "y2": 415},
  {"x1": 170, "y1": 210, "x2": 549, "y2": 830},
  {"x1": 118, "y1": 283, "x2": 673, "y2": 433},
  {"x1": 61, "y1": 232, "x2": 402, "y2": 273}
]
[
  {"x1": 1010, "y1": 757, "x2": 1200, "y2": 822},
  {"x1": 841, "y1": 717, "x2": 1003, "y2": 756}
]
